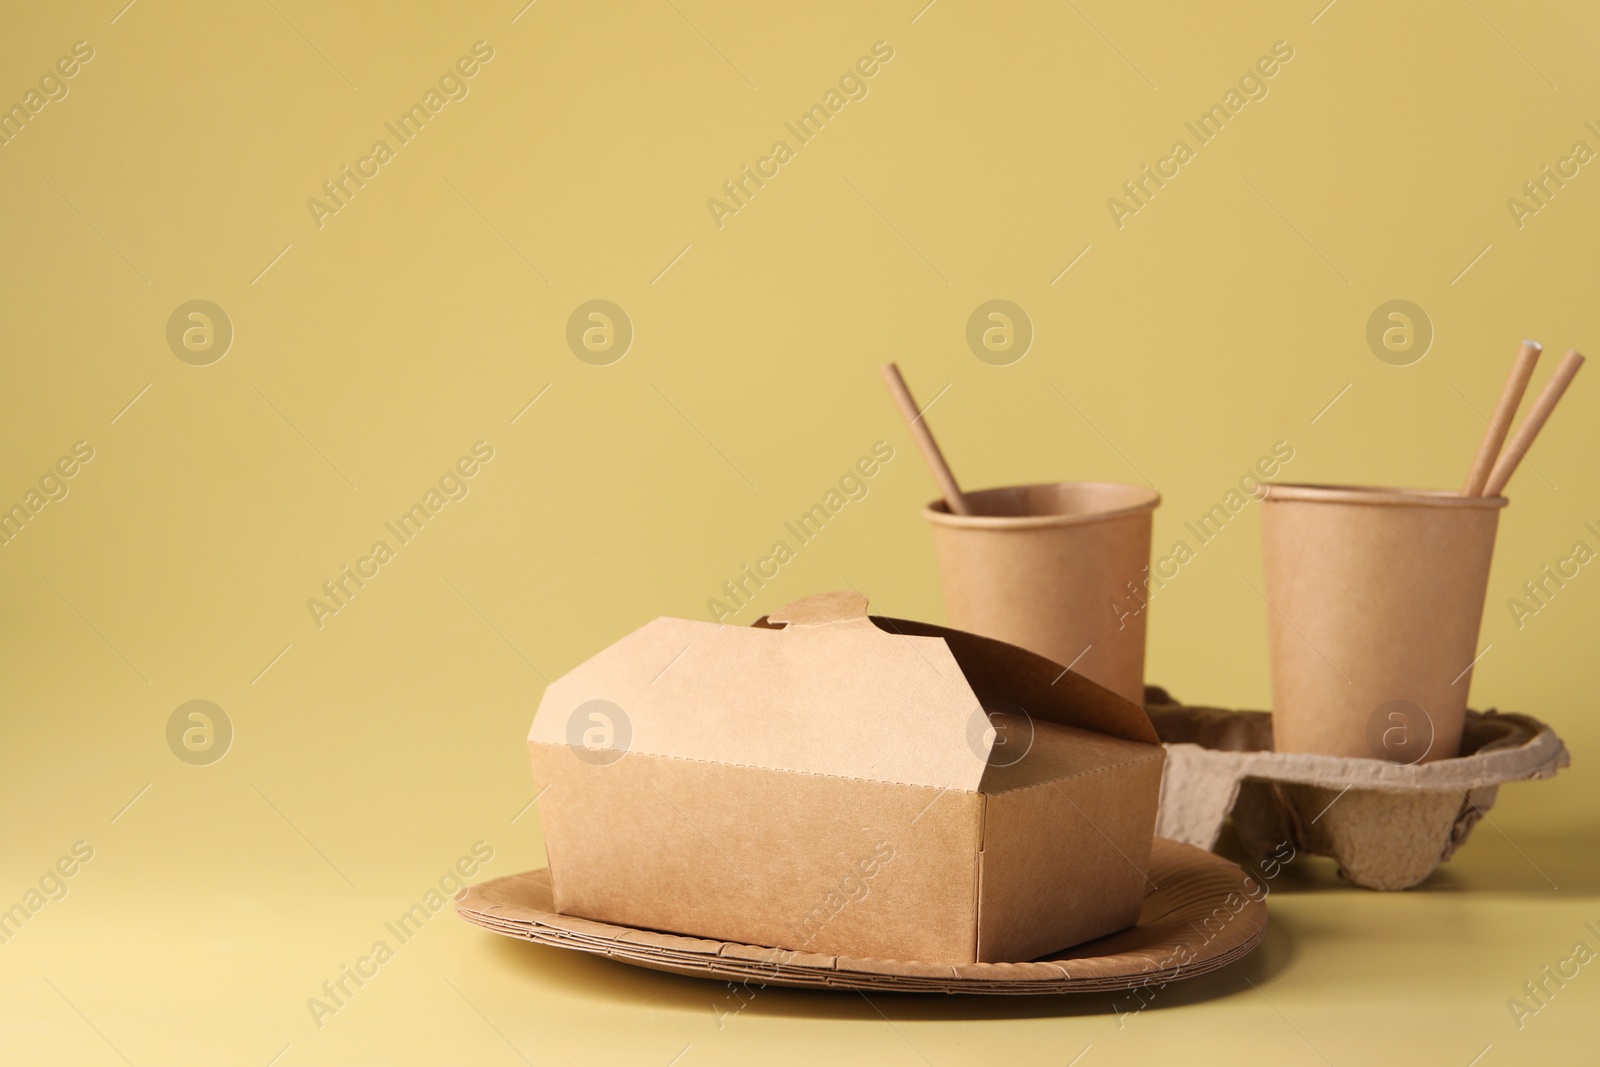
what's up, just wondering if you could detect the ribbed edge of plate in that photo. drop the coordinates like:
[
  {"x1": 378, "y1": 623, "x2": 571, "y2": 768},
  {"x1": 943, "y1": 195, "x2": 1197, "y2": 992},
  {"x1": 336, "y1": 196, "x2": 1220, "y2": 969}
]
[{"x1": 456, "y1": 838, "x2": 1265, "y2": 994}]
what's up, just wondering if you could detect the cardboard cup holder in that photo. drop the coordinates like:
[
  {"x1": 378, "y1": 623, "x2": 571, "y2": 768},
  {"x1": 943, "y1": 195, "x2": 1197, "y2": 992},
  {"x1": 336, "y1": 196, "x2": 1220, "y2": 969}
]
[{"x1": 1146, "y1": 688, "x2": 1569, "y2": 890}]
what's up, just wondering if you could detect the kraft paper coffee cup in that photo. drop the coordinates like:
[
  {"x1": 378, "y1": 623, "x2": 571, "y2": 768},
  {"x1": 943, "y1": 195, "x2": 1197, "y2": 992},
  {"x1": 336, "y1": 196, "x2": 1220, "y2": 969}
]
[
  {"x1": 923, "y1": 482, "x2": 1159, "y2": 705},
  {"x1": 1259, "y1": 484, "x2": 1507, "y2": 764}
]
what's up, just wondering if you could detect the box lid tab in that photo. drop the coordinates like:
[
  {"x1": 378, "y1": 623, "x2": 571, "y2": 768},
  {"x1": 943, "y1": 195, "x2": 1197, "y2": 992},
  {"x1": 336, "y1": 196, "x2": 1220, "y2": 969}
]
[{"x1": 531, "y1": 591, "x2": 993, "y2": 791}]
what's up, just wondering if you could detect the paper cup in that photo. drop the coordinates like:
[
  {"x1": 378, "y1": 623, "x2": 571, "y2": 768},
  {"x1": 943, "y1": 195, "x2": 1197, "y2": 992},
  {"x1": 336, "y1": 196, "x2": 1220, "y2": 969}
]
[
  {"x1": 1259, "y1": 484, "x2": 1507, "y2": 764},
  {"x1": 923, "y1": 482, "x2": 1159, "y2": 705}
]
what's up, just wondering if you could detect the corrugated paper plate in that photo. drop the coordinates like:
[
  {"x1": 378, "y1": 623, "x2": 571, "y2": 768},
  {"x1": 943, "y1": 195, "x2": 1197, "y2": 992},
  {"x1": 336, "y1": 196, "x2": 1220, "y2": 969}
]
[{"x1": 456, "y1": 838, "x2": 1266, "y2": 994}]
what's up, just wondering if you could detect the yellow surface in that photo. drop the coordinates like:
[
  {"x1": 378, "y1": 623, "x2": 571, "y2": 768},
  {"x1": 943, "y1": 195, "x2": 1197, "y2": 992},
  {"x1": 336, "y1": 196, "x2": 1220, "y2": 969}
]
[{"x1": 2, "y1": 1, "x2": 1597, "y2": 1063}]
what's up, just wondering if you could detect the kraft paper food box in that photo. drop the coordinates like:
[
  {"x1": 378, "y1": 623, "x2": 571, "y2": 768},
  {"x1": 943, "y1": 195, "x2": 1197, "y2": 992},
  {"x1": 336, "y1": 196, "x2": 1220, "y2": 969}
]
[{"x1": 527, "y1": 591, "x2": 1165, "y2": 964}]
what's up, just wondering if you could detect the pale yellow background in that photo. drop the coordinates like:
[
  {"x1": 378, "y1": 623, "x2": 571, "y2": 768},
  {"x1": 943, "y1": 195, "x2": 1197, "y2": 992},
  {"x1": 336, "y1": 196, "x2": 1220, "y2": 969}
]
[{"x1": 2, "y1": 1, "x2": 1597, "y2": 1064}]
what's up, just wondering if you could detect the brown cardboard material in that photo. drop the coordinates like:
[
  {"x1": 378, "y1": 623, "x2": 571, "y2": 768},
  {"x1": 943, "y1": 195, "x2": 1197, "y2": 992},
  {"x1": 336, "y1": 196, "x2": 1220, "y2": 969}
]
[
  {"x1": 527, "y1": 591, "x2": 1165, "y2": 965},
  {"x1": 1461, "y1": 341, "x2": 1541, "y2": 496},
  {"x1": 1258, "y1": 484, "x2": 1507, "y2": 763},
  {"x1": 880, "y1": 362, "x2": 972, "y2": 514},
  {"x1": 923, "y1": 482, "x2": 1159, "y2": 705},
  {"x1": 1146, "y1": 691, "x2": 1568, "y2": 890},
  {"x1": 455, "y1": 837, "x2": 1267, "y2": 994}
]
